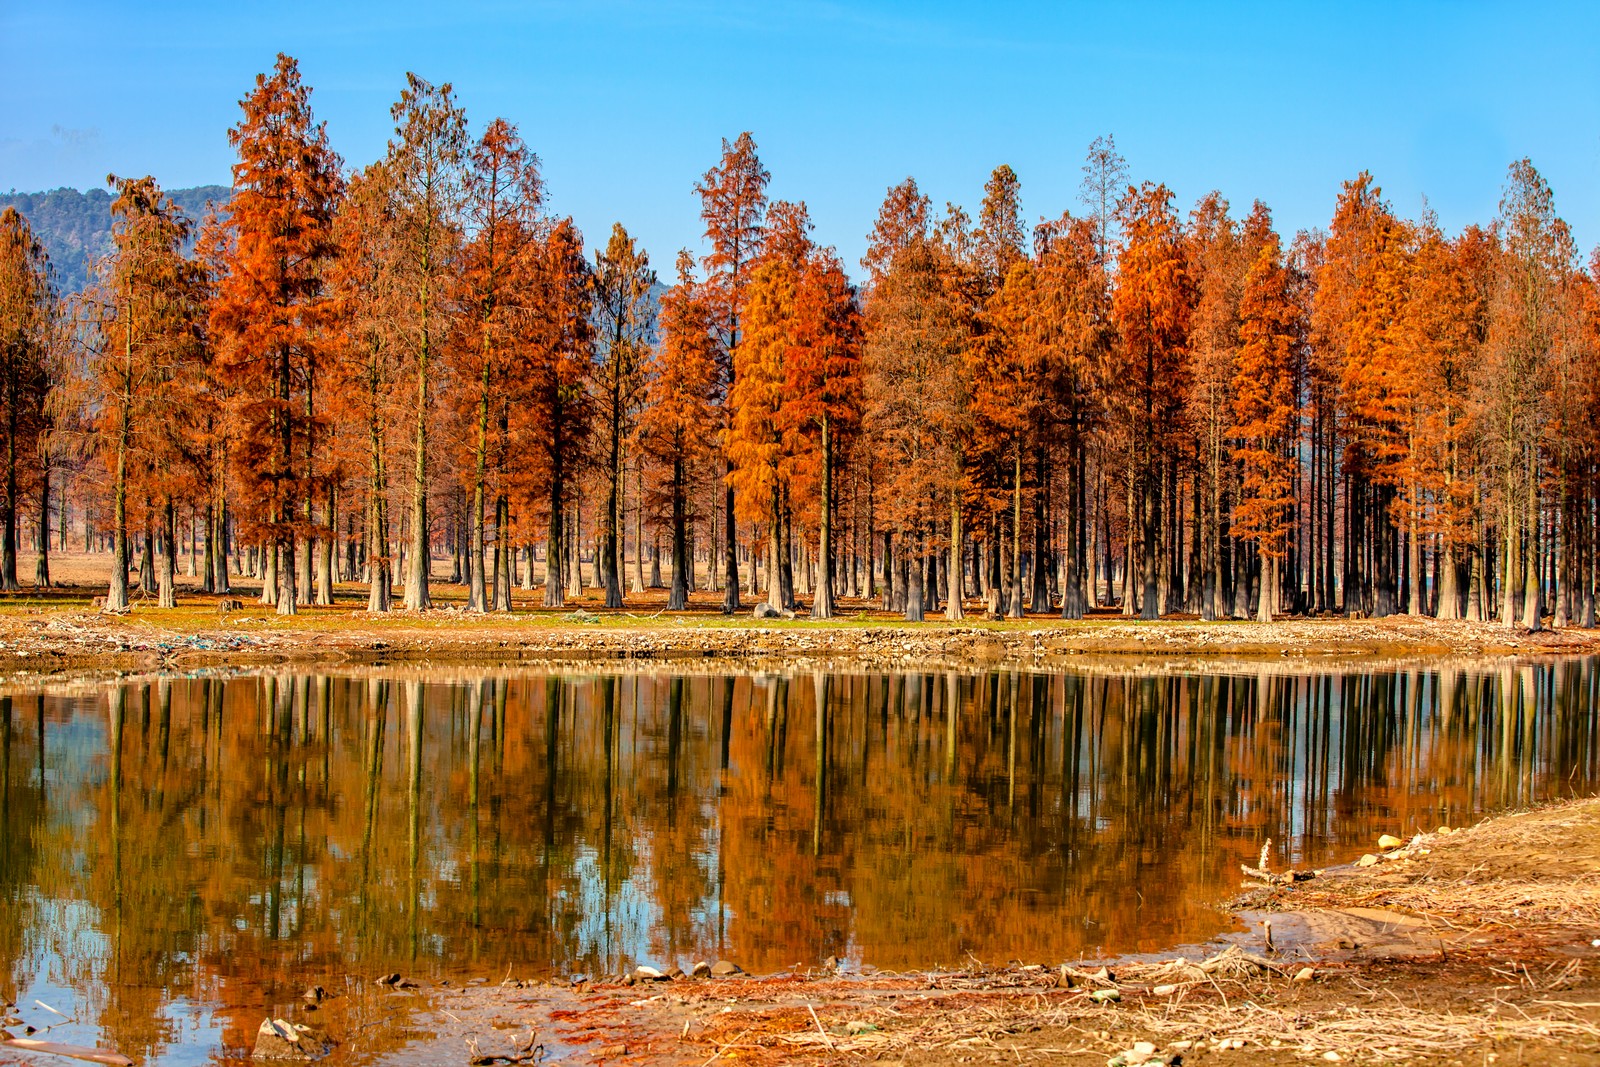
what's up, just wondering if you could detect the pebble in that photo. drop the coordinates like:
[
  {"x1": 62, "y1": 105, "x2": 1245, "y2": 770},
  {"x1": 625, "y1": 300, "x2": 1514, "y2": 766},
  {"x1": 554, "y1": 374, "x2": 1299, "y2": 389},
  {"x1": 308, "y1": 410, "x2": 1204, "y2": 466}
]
[
  {"x1": 1377, "y1": 834, "x2": 1404, "y2": 849},
  {"x1": 691, "y1": 961, "x2": 712, "y2": 978},
  {"x1": 1355, "y1": 853, "x2": 1379, "y2": 867},
  {"x1": 1324, "y1": 1053, "x2": 1342, "y2": 1062},
  {"x1": 1090, "y1": 988, "x2": 1122, "y2": 1003},
  {"x1": 710, "y1": 960, "x2": 744, "y2": 976},
  {"x1": 1294, "y1": 967, "x2": 1316, "y2": 982},
  {"x1": 633, "y1": 965, "x2": 668, "y2": 981},
  {"x1": 1153, "y1": 983, "x2": 1179, "y2": 996}
]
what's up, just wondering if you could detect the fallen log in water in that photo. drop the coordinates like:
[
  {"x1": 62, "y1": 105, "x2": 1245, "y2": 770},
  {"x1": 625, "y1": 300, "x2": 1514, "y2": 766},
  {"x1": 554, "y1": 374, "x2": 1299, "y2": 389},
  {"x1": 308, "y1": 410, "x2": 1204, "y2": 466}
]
[{"x1": 0, "y1": 1037, "x2": 134, "y2": 1066}]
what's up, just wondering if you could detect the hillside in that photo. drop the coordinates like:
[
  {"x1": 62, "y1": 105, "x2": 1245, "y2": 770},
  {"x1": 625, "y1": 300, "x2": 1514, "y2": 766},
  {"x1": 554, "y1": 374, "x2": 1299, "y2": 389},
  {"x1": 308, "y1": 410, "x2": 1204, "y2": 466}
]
[{"x1": 0, "y1": 184, "x2": 231, "y2": 293}]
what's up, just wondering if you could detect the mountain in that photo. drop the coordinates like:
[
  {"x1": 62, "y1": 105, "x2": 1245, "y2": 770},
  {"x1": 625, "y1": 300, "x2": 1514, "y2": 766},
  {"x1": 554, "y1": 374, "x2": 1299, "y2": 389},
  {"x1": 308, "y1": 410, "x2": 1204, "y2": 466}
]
[{"x1": 0, "y1": 184, "x2": 231, "y2": 294}]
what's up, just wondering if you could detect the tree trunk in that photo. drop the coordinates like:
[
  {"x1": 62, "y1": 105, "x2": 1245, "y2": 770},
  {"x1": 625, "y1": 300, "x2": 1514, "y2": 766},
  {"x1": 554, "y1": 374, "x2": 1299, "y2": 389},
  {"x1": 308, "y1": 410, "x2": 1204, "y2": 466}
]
[
  {"x1": 1522, "y1": 462, "x2": 1542, "y2": 631},
  {"x1": 404, "y1": 341, "x2": 431, "y2": 610},
  {"x1": 368, "y1": 483, "x2": 390, "y2": 613},
  {"x1": 106, "y1": 426, "x2": 129, "y2": 611},
  {"x1": 1007, "y1": 447, "x2": 1025, "y2": 618},
  {"x1": 631, "y1": 463, "x2": 646, "y2": 595},
  {"x1": 276, "y1": 531, "x2": 297, "y2": 616},
  {"x1": 721, "y1": 463, "x2": 740, "y2": 613},
  {"x1": 543, "y1": 455, "x2": 565, "y2": 608},
  {"x1": 138, "y1": 517, "x2": 156, "y2": 594},
  {"x1": 158, "y1": 499, "x2": 177, "y2": 608},
  {"x1": 317, "y1": 485, "x2": 335, "y2": 606},
  {"x1": 903, "y1": 533, "x2": 924, "y2": 621},
  {"x1": 814, "y1": 416, "x2": 836, "y2": 620},
  {"x1": 945, "y1": 483, "x2": 964, "y2": 621},
  {"x1": 33, "y1": 462, "x2": 49, "y2": 589},
  {"x1": 1437, "y1": 538, "x2": 1462, "y2": 621},
  {"x1": 0, "y1": 404, "x2": 17, "y2": 592},
  {"x1": 668, "y1": 456, "x2": 689, "y2": 611},
  {"x1": 1256, "y1": 552, "x2": 1274, "y2": 624}
]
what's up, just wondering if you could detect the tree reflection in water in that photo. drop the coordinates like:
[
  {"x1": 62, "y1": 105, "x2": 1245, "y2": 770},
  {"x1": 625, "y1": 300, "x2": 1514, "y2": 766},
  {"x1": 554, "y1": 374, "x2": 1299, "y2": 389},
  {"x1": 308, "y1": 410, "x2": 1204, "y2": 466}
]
[{"x1": 0, "y1": 662, "x2": 1595, "y2": 1062}]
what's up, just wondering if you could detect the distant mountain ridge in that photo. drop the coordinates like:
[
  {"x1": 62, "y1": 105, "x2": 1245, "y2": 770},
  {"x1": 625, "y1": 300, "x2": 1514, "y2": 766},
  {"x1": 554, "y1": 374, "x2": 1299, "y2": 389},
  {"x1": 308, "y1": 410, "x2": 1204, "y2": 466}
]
[{"x1": 0, "y1": 184, "x2": 232, "y2": 294}]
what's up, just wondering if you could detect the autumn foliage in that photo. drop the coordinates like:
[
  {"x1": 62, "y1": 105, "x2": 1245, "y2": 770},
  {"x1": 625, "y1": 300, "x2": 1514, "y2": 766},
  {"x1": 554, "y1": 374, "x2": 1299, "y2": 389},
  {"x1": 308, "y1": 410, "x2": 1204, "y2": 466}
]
[{"x1": 0, "y1": 56, "x2": 1595, "y2": 629}]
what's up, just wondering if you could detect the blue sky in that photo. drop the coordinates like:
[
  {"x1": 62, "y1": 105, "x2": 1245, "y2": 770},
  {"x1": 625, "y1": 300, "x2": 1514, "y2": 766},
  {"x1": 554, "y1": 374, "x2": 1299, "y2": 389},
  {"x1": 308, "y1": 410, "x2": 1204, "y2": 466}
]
[{"x1": 3, "y1": 1, "x2": 1597, "y2": 277}]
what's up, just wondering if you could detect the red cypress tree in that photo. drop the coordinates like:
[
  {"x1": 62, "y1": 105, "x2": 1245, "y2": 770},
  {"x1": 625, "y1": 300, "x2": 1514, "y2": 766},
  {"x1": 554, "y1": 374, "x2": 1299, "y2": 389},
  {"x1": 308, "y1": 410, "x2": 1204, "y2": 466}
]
[
  {"x1": 210, "y1": 54, "x2": 343, "y2": 615},
  {"x1": 1110, "y1": 182, "x2": 1194, "y2": 618},
  {"x1": 642, "y1": 251, "x2": 718, "y2": 610},
  {"x1": 782, "y1": 248, "x2": 861, "y2": 619},
  {"x1": 694, "y1": 132, "x2": 769, "y2": 612},
  {"x1": 1231, "y1": 226, "x2": 1304, "y2": 622},
  {"x1": 456, "y1": 117, "x2": 542, "y2": 612}
]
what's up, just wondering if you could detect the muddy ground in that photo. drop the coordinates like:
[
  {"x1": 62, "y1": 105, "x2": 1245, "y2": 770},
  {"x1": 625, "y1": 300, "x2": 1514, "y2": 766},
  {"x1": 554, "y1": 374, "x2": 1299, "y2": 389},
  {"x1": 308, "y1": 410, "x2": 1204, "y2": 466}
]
[
  {"x1": 158, "y1": 797, "x2": 1600, "y2": 1066},
  {"x1": 2, "y1": 587, "x2": 1599, "y2": 679}
]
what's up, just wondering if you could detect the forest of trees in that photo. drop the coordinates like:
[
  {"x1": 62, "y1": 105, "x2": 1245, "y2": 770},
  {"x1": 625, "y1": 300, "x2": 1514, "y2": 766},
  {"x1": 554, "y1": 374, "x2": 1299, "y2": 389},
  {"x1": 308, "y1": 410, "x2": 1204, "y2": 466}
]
[{"x1": 1, "y1": 53, "x2": 1597, "y2": 627}]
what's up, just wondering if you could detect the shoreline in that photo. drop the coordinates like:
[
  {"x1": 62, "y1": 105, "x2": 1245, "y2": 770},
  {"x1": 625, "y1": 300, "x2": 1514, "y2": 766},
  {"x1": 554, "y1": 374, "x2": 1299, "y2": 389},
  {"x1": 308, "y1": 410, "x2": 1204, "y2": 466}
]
[
  {"x1": 0, "y1": 601, "x2": 1597, "y2": 677},
  {"x1": 399, "y1": 797, "x2": 1600, "y2": 1064},
  {"x1": 183, "y1": 796, "x2": 1600, "y2": 1065}
]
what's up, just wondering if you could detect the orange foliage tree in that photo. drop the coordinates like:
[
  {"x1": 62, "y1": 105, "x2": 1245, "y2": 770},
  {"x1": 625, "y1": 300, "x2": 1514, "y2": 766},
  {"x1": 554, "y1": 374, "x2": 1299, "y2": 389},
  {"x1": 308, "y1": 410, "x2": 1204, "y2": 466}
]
[
  {"x1": 210, "y1": 54, "x2": 343, "y2": 615},
  {"x1": 1230, "y1": 221, "x2": 1305, "y2": 622},
  {"x1": 695, "y1": 133, "x2": 769, "y2": 612},
  {"x1": 0, "y1": 209, "x2": 56, "y2": 591},
  {"x1": 643, "y1": 252, "x2": 718, "y2": 610},
  {"x1": 454, "y1": 117, "x2": 542, "y2": 612},
  {"x1": 1110, "y1": 182, "x2": 1193, "y2": 619}
]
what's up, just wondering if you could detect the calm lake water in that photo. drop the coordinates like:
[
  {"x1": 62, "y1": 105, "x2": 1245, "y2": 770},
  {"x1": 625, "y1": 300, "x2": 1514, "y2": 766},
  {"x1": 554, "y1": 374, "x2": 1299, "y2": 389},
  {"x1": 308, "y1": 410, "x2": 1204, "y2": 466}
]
[{"x1": 0, "y1": 662, "x2": 1597, "y2": 1063}]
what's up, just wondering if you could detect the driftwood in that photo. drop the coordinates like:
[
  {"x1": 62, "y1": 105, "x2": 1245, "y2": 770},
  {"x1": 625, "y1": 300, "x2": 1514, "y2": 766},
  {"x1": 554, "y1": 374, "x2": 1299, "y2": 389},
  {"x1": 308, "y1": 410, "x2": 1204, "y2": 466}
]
[
  {"x1": 1240, "y1": 864, "x2": 1317, "y2": 886},
  {"x1": 0, "y1": 1037, "x2": 134, "y2": 1066}
]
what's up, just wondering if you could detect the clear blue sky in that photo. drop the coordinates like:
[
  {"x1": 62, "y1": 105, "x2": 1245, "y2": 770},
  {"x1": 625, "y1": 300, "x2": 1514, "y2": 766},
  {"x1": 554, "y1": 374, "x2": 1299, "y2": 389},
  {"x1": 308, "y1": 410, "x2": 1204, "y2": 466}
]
[{"x1": 3, "y1": 1, "x2": 1597, "y2": 278}]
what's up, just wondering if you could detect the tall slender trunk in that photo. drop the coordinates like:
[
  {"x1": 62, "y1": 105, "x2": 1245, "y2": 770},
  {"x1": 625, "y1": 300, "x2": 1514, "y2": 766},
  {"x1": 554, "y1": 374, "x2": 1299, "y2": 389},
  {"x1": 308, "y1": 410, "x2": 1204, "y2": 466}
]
[
  {"x1": 631, "y1": 462, "x2": 646, "y2": 595},
  {"x1": 765, "y1": 491, "x2": 783, "y2": 613},
  {"x1": 668, "y1": 453, "x2": 689, "y2": 611},
  {"x1": 493, "y1": 494, "x2": 513, "y2": 611},
  {"x1": 34, "y1": 461, "x2": 50, "y2": 588},
  {"x1": 0, "y1": 398, "x2": 17, "y2": 592},
  {"x1": 468, "y1": 349, "x2": 491, "y2": 612},
  {"x1": 317, "y1": 485, "x2": 335, "y2": 606},
  {"x1": 903, "y1": 528, "x2": 924, "y2": 621},
  {"x1": 602, "y1": 415, "x2": 624, "y2": 609},
  {"x1": 1256, "y1": 552, "x2": 1275, "y2": 623},
  {"x1": 368, "y1": 428, "x2": 391, "y2": 613},
  {"x1": 1008, "y1": 445, "x2": 1025, "y2": 618},
  {"x1": 814, "y1": 415, "x2": 837, "y2": 619},
  {"x1": 1522, "y1": 453, "x2": 1542, "y2": 630},
  {"x1": 543, "y1": 430, "x2": 565, "y2": 608},
  {"x1": 945, "y1": 482, "x2": 964, "y2": 622},
  {"x1": 157, "y1": 499, "x2": 177, "y2": 608},
  {"x1": 405, "y1": 298, "x2": 431, "y2": 609},
  {"x1": 106, "y1": 413, "x2": 130, "y2": 611},
  {"x1": 721, "y1": 469, "x2": 740, "y2": 613}
]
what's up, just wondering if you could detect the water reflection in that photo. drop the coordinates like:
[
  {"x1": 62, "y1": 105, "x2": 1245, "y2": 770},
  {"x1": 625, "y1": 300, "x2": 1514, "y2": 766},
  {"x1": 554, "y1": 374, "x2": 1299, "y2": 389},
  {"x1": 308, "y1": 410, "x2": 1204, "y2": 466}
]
[{"x1": 0, "y1": 662, "x2": 1596, "y2": 1062}]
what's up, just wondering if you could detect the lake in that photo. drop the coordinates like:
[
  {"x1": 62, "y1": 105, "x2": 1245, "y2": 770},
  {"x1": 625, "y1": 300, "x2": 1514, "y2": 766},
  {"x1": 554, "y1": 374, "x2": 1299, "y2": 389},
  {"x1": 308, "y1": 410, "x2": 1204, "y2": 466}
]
[{"x1": 0, "y1": 661, "x2": 1596, "y2": 1063}]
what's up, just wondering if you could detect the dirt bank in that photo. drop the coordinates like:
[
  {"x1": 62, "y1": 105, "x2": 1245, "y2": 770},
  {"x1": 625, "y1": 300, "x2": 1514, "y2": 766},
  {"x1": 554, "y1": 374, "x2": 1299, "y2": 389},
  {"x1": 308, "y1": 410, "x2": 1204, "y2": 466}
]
[{"x1": 0, "y1": 601, "x2": 1597, "y2": 677}]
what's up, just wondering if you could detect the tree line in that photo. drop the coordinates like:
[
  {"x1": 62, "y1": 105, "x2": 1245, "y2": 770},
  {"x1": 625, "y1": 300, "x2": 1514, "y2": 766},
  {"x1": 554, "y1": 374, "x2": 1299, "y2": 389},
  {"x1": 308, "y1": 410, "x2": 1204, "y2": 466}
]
[{"x1": 0, "y1": 53, "x2": 1595, "y2": 626}]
